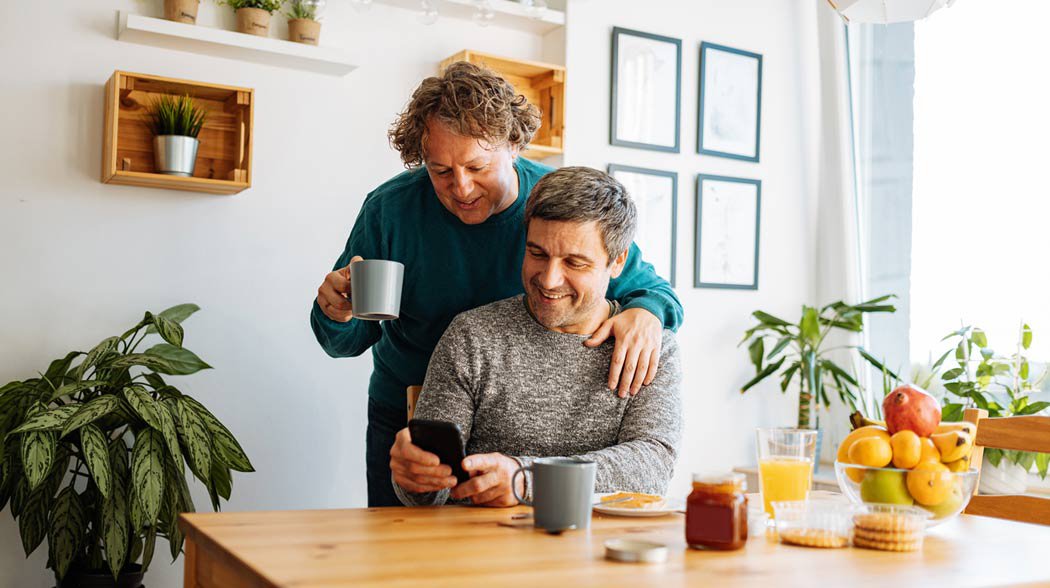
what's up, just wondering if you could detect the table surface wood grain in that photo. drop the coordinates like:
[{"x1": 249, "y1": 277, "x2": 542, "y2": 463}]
[{"x1": 179, "y1": 505, "x2": 1050, "y2": 588}]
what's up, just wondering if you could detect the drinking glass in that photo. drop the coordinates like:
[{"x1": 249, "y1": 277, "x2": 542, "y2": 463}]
[{"x1": 756, "y1": 428, "x2": 818, "y2": 519}]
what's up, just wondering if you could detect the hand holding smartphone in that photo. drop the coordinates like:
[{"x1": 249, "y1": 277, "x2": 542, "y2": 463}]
[{"x1": 408, "y1": 419, "x2": 470, "y2": 484}]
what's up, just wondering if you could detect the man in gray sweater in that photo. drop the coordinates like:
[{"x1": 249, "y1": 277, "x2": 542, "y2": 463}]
[{"x1": 391, "y1": 167, "x2": 682, "y2": 507}]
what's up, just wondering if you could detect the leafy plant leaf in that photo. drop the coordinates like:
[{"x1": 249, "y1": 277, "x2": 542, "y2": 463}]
[
  {"x1": 972, "y1": 329, "x2": 988, "y2": 348},
  {"x1": 1023, "y1": 324, "x2": 1033, "y2": 350},
  {"x1": 76, "y1": 337, "x2": 120, "y2": 381},
  {"x1": 740, "y1": 357, "x2": 787, "y2": 394},
  {"x1": 857, "y1": 348, "x2": 900, "y2": 381},
  {"x1": 985, "y1": 447, "x2": 1003, "y2": 467},
  {"x1": 46, "y1": 380, "x2": 104, "y2": 404},
  {"x1": 21, "y1": 430, "x2": 56, "y2": 490},
  {"x1": 182, "y1": 397, "x2": 253, "y2": 473},
  {"x1": 940, "y1": 368, "x2": 964, "y2": 381},
  {"x1": 141, "y1": 525, "x2": 158, "y2": 572},
  {"x1": 44, "y1": 352, "x2": 83, "y2": 386},
  {"x1": 101, "y1": 466, "x2": 129, "y2": 580},
  {"x1": 748, "y1": 338, "x2": 764, "y2": 372},
  {"x1": 753, "y1": 311, "x2": 792, "y2": 327},
  {"x1": 1017, "y1": 401, "x2": 1050, "y2": 416},
  {"x1": 48, "y1": 486, "x2": 85, "y2": 579},
  {"x1": 780, "y1": 362, "x2": 800, "y2": 392},
  {"x1": 150, "y1": 315, "x2": 185, "y2": 348},
  {"x1": 177, "y1": 401, "x2": 211, "y2": 483},
  {"x1": 18, "y1": 484, "x2": 50, "y2": 555},
  {"x1": 124, "y1": 385, "x2": 164, "y2": 431},
  {"x1": 9, "y1": 405, "x2": 80, "y2": 434},
  {"x1": 800, "y1": 307, "x2": 820, "y2": 346},
  {"x1": 941, "y1": 403, "x2": 964, "y2": 422},
  {"x1": 144, "y1": 344, "x2": 211, "y2": 375},
  {"x1": 208, "y1": 458, "x2": 232, "y2": 510},
  {"x1": 80, "y1": 424, "x2": 111, "y2": 499},
  {"x1": 131, "y1": 430, "x2": 165, "y2": 525},
  {"x1": 1036, "y1": 452, "x2": 1049, "y2": 480},
  {"x1": 60, "y1": 395, "x2": 121, "y2": 439},
  {"x1": 766, "y1": 337, "x2": 792, "y2": 360}
]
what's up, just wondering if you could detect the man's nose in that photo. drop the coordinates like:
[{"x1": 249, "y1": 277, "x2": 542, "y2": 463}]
[
  {"x1": 451, "y1": 169, "x2": 474, "y2": 197},
  {"x1": 536, "y1": 262, "x2": 564, "y2": 290}
]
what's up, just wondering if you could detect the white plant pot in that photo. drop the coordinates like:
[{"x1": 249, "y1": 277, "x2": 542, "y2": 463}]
[{"x1": 978, "y1": 456, "x2": 1029, "y2": 495}]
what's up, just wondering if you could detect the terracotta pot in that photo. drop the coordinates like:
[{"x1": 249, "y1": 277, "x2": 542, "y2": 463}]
[
  {"x1": 287, "y1": 18, "x2": 321, "y2": 45},
  {"x1": 163, "y1": 0, "x2": 199, "y2": 24},
  {"x1": 235, "y1": 7, "x2": 271, "y2": 36}
]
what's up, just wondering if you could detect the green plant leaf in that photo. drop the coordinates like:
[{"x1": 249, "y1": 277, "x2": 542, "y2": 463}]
[
  {"x1": 182, "y1": 397, "x2": 253, "y2": 473},
  {"x1": 766, "y1": 337, "x2": 793, "y2": 360},
  {"x1": 208, "y1": 459, "x2": 232, "y2": 510},
  {"x1": 985, "y1": 447, "x2": 1003, "y2": 467},
  {"x1": 177, "y1": 401, "x2": 211, "y2": 483},
  {"x1": 154, "y1": 401, "x2": 184, "y2": 472},
  {"x1": 101, "y1": 466, "x2": 129, "y2": 580},
  {"x1": 780, "y1": 362, "x2": 800, "y2": 392},
  {"x1": 109, "y1": 437, "x2": 130, "y2": 480},
  {"x1": 21, "y1": 430, "x2": 56, "y2": 490},
  {"x1": 940, "y1": 368, "x2": 964, "y2": 381},
  {"x1": 748, "y1": 338, "x2": 764, "y2": 372},
  {"x1": 929, "y1": 348, "x2": 953, "y2": 373},
  {"x1": 741, "y1": 357, "x2": 787, "y2": 394},
  {"x1": 9, "y1": 405, "x2": 80, "y2": 435},
  {"x1": 1021, "y1": 360, "x2": 1030, "y2": 380},
  {"x1": 1022, "y1": 324, "x2": 1032, "y2": 350},
  {"x1": 124, "y1": 385, "x2": 164, "y2": 431},
  {"x1": 955, "y1": 341, "x2": 968, "y2": 363},
  {"x1": 753, "y1": 310, "x2": 792, "y2": 327},
  {"x1": 856, "y1": 348, "x2": 900, "y2": 382},
  {"x1": 132, "y1": 430, "x2": 165, "y2": 525},
  {"x1": 143, "y1": 373, "x2": 167, "y2": 390},
  {"x1": 46, "y1": 380, "x2": 105, "y2": 404},
  {"x1": 941, "y1": 403, "x2": 964, "y2": 422},
  {"x1": 44, "y1": 352, "x2": 83, "y2": 386},
  {"x1": 150, "y1": 315, "x2": 185, "y2": 348},
  {"x1": 1017, "y1": 401, "x2": 1050, "y2": 416},
  {"x1": 800, "y1": 307, "x2": 820, "y2": 346},
  {"x1": 18, "y1": 483, "x2": 50, "y2": 556},
  {"x1": 1036, "y1": 453, "x2": 1049, "y2": 480},
  {"x1": 48, "y1": 486, "x2": 85, "y2": 579},
  {"x1": 152, "y1": 303, "x2": 201, "y2": 329},
  {"x1": 142, "y1": 525, "x2": 158, "y2": 572},
  {"x1": 60, "y1": 395, "x2": 121, "y2": 439},
  {"x1": 972, "y1": 329, "x2": 988, "y2": 348},
  {"x1": 819, "y1": 360, "x2": 859, "y2": 386},
  {"x1": 144, "y1": 344, "x2": 211, "y2": 375},
  {"x1": 76, "y1": 337, "x2": 120, "y2": 381},
  {"x1": 80, "y1": 424, "x2": 111, "y2": 499}
]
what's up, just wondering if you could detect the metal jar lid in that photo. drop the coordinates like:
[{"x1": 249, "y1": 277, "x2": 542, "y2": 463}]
[{"x1": 604, "y1": 538, "x2": 669, "y2": 563}]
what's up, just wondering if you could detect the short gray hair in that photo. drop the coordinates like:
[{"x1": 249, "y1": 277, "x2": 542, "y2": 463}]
[{"x1": 524, "y1": 167, "x2": 637, "y2": 262}]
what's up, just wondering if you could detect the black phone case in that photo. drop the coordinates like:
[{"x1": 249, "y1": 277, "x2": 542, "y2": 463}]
[{"x1": 408, "y1": 419, "x2": 470, "y2": 484}]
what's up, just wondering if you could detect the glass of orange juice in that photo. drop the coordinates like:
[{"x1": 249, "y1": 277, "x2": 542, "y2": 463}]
[{"x1": 756, "y1": 428, "x2": 818, "y2": 519}]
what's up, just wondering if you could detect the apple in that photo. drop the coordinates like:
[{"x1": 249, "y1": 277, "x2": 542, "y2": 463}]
[
  {"x1": 922, "y1": 480, "x2": 966, "y2": 519},
  {"x1": 883, "y1": 384, "x2": 941, "y2": 437},
  {"x1": 860, "y1": 469, "x2": 915, "y2": 506}
]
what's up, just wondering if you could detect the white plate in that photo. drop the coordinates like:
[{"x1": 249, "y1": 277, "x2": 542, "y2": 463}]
[{"x1": 592, "y1": 492, "x2": 682, "y2": 517}]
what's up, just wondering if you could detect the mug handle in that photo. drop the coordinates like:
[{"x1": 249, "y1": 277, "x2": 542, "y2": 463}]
[{"x1": 511, "y1": 465, "x2": 532, "y2": 506}]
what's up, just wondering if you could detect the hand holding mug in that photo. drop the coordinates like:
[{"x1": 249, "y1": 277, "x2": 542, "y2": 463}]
[{"x1": 316, "y1": 255, "x2": 364, "y2": 322}]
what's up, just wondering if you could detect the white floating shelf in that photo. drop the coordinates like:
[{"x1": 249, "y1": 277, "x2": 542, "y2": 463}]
[
  {"x1": 116, "y1": 12, "x2": 357, "y2": 76},
  {"x1": 374, "y1": 0, "x2": 565, "y2": 35}
]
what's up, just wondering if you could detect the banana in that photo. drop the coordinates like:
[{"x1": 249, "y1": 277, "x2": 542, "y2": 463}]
[
  {"x1": 850, "y1": 411, "x2": 887, "y2": 430},
  {"x1": 935, "y1": 421, "x2": 976, "y2": 436},
  {"x1": 945, "y1": 457, "x2": 970, "y2": 472},
  {"x1": 931, "y1": 430, "x2": 974, "y2": 463}
]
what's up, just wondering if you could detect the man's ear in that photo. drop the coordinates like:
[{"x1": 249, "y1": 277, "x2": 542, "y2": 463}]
[{"x1": 609, "y1": 248, "x2": 630, "y2": 279}]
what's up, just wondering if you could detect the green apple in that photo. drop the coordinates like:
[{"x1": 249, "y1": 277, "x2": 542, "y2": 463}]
[
  {"x1": 860, "y1": 469, "x2": 915, "y2": 505},
  {"x1": 922, "y1": 481, "x2": 965, "y2": 519}
]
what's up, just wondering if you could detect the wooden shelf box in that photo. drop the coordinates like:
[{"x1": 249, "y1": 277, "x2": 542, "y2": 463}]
[
  {"x1": 102, "y1": 71, "x2": 253, "y2": 195},
  {"x1": 439, "y1": 51, "x2": 565, "y2": 161}
]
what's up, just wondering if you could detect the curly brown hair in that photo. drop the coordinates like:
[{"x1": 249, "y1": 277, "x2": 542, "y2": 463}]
[{"x1": 388, "y1": 61, "x2": 541, "y2": 168}]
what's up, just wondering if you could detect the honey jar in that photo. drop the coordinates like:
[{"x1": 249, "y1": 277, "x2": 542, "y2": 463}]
[{"x1": 686, "y1": 473, "x2": 748, "y2": 550}]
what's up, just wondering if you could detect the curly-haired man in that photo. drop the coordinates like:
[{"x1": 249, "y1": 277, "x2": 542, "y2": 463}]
[{"x1": 310, "y1": 62, "x2": 683, "y2": 507}]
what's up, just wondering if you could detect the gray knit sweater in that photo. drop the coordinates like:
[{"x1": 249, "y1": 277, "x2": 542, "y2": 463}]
[{"x1": 394, "y1": 295, "x2": 682, "y2": 506}]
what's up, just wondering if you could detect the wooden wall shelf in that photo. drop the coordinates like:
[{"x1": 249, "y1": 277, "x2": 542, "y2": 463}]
[
  {"x1": 440, "y1": 50, "x2": 565, "y2": 161},
  {"x1": 117, "y1": 12, "x2": 356, "y2": 76},
  {"x1": 101, "y1": 71, "x2": 254, "y2": 195}
]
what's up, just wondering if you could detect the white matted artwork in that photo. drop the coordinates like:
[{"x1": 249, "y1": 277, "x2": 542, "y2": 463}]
[
  {"x1": 698, "y1": 42, "x2": 763, "y2": 162},
  {"x1": 695, "y1": 174, "x2": 761, "y2": 289},
  {"x1": 608, "y1": 164, "x2": 678, "y2": 286},
  {"x1": 610, "y1": 27, "x2": 682, "y2": 153}
]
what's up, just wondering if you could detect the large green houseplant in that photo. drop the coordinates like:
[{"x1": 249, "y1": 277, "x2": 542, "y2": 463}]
[
  {"x1": 739, "y1": 296, "x2": 898, "y2": 429},
  {"x1": 918, "y1": 324, "x2": 1049, "y2": 481},
  {"x1": 0, "y1": 304, "x2": 253, "y2": 586}
]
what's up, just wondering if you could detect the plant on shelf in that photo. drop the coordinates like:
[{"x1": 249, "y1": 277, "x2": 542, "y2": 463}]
[
  {"x1": 220, "y1": 0, "x2": 284, "y2": 35},
  {"x1": 739, "y1": 295, "x2": 898, "y2": 430},
  {"x1": 918, "y1": 323, "x2": 1049, "y2": 483},
  {"x1": 145, "y1": 94, "x2": 207, "y2": 178},
  {"x1": 0, "y1": 304, "x2": 253, "y2": 587},
  {"x1": 163, "y1": 0, "x2": 201, "y2": 24},
  {"x1": 285, "y1": 0, "x2": 324, "y2": 45}
]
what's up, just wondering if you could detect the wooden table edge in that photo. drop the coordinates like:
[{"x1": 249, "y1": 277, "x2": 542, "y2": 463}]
[{"x1": 179, "y1": 512, "x2": 282, "y2": 588}]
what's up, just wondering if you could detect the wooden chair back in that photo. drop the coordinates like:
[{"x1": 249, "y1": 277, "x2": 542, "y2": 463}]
[
  {"x1": 406, "y1": 385, "x2": 423, "y2": 422},
  {"x1": 963, "y1": 407, "x2": 1050, "y2": 525}
]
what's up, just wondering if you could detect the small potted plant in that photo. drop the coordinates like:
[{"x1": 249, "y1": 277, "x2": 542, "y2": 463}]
[
  {"x1": 145, "y1": 94, "x2": 207, "y2": 177},
  {"x1": 285, "y1": 0, "x2": 324, "y2": 45},
  {"x1": 163, "y1": 0, "x2": 201, "y2": 24},
  {"x1": 221, "y1": 0, "x2": 284, "y2": 36},
  {"x1": 0, "y1": 304, "x2": 252, "y2": 587}
]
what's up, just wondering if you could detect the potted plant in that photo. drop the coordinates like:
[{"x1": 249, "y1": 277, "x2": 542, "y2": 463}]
[
  {"x1": 221, "y1": 0, "x2": 284, "y2": 36},
  {"x1": 919, "y1": 323, "x2": 1049, "y2": 493},
  {"x1": 145, "y1": 94, "x2": 207, "y2": 178},
  {"x1": 0, "y1": 304, "x2": 253, "y2": 587},
  {"x1": 739, "y1": 296, "x2": 898, "y2": 468},
  {"x1": 163, "y1": 0, "x2": 201, "y2": 24},
  {"x1": 285, "y1": 0, "x2": 323, "y2": 45}
]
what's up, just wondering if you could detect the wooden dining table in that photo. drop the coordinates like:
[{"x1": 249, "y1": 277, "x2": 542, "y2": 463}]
[{"x1": 178, "y1": 504, "x2": 1050, "y2": 587}]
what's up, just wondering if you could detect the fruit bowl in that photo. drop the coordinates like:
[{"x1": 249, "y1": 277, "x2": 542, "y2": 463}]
[{"x1": 834, "y1": 461, "x2": 979, "y2": 526}]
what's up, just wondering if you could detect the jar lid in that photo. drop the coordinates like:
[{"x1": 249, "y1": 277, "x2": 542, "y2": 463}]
[
  {"x1": 692, "y1": 472, "x2": 747, "y2": 487},
  {"x1": 604, "y1": 538, "x2": 669, "y2": 563}
]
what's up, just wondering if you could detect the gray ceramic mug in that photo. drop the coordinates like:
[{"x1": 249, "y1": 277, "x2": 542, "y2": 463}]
[
  {"x1": 512, "y1": 457, "x2": 596, "y2": 533},
  {"x1": 349, "y1": 260, "x2": 404, "y2": 321}
]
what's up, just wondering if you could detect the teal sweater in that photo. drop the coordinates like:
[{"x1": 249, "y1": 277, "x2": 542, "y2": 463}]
[{"x1": 310, "y1": 158, "x2": 684, "y2": 409}]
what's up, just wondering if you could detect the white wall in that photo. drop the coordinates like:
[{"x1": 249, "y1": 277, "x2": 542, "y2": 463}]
[
  {"x1": 0, "y1": 1, "x2": 545, "y2": 586},
  {"x1": 563, "y1": 0, "x2": 822, "y2": 494}
]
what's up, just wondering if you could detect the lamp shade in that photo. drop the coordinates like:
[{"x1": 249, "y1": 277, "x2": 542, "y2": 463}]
[{"x1": 827, "y1": 0, "x2": 956, "y2": 23}]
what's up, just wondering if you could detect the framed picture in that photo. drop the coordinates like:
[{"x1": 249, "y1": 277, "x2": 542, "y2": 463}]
[
  {"x1": 608, "y1": 164, "x2": 678, "y2": 286},
  {"x1": 695, "y1": 174, "x2": 761, "y2": 290},
  {"x1": 610, "y1": 27, "x2": 682, "y2": 153},
  {"x1": 698, "y1": 42, "x2": 763, "y2": 162}
]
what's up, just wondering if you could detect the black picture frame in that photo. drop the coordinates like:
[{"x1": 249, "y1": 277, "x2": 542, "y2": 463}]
[
  {"x1": 608, "y1": 164, "x2": 679, "y2": 287},
  {"x1": 698, "y1": 41, "x2": 763, "y2": 162},
  {"x1": 694, "y1": 174, "x2": 761, "y2": 290},
  {"x1": 610, "y1": 27, "x2": 682, "y2": 153}
]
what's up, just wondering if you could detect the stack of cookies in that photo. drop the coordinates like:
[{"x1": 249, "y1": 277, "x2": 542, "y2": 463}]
[{"x1": 852, "y1": 511, "x2": 926, "y2": 552}]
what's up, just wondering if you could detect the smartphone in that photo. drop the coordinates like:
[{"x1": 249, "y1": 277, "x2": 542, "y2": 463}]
[{"x1": 408, "y1": 419, "x2": 470, "y2": 484}]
